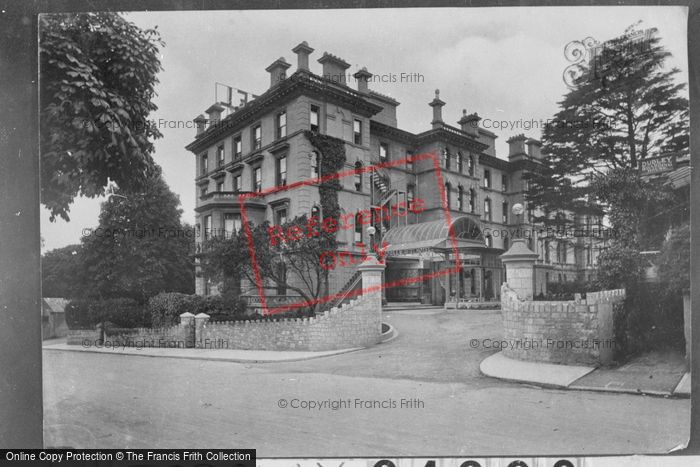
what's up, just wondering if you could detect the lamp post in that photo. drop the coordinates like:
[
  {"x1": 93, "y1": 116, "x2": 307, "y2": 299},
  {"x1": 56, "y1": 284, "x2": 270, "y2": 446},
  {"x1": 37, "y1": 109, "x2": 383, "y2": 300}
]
[
  {"x1": 512, "y1": 202, "x2": 524, "y2": 239},
  {"x1": 367, "y1": 225, "x2": 376, "y2": 257}
]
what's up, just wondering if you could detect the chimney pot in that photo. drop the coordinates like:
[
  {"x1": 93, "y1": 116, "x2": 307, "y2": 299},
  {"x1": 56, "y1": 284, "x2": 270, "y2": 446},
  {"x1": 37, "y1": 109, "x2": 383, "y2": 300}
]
[
  {"x1": 292, "y1": 41, "x2": 314, "y2": 71},
  {"x1": 265, "y1": 57, "x2": 291, "y2": 88},
  {"x1": 194, "y1": 114, "x2": 207, "y2": 136},
  {"x1": 458, "y1": 108, "x2": 481, "y2": 137},
  {"x1": 318, "y1": 52, "x2": 351, "y2": 86},
  {"x1": 353, "y1": 67, "x2": 373, "y2": 94},
  {"x1": 205, "y1": 103, "x2": 225, "y2": 126},
  {"x1": 506, "y1": 134, "x2": 528, "y2": 160},
  {"x1": 429, "y1": 89, "x2": 445, "y2": 129},
  {"x1": 526, "y1": 138, "x2": 543, "y2": 159}
]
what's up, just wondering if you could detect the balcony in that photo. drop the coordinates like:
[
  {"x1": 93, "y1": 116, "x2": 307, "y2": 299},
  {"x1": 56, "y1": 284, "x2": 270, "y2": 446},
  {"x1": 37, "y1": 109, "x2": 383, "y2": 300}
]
[{"x1": 195, "y1": 190, "x2": 265, "y2": 213}]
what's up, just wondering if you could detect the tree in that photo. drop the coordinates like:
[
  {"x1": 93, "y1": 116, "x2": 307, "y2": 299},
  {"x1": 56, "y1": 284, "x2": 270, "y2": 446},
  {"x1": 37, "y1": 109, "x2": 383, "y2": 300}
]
[
  {"x1": 526, "y1": 22, "x2": 689, "y2": 235},
  {"x1": 41, "y1": 244, "x2": 84, "y2": 298},
  {"x1": 79, "y1": 167, "x2": 195, "y2": 301},
  {"x1": 40, "y1": 13, "x2": 164, "y2": 221},
  {"x1": 199, "y1": 215, "x2": 340, "y2": 315}
]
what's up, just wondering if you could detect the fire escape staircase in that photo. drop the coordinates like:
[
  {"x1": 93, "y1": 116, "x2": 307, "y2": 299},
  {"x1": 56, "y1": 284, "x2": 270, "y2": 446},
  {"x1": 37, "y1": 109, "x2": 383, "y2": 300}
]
[{"x1": 370, "y1": 169, "x2": 397, "y2": 238}]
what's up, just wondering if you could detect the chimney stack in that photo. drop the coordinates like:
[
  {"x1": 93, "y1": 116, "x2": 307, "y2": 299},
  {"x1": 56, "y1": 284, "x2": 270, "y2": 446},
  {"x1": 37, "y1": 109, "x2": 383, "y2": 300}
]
[
  {"x1": 265, "y1": 57, "x2": 291, "y2": 88},
  {"x1": 194, "y1": 114, "x2": 207, "y2": 136},
  {"x1": 205, "y1": 103, "x2": 225, "y2": 125},
  {"x1": 458, "y1": 109, "x2": 481, "y2": 137},
  {"x1": 292, "y1": 41, "x2": 314, "y2": 71},
  {"x1": 506, "y1": 134, "x2": 528, "y2": 161},
  {"x1": 353, "y1": 67, "x2": 372, "y2": 94},
  {"x1": 318, "y1": 52, "x2": 351, "y2": 86},
  {"x1": 526, "y1": 138, "x2": 543, "y2": 159},
  {"x1": 429, "y1": 89, "x2": 445, "y2": 129}
]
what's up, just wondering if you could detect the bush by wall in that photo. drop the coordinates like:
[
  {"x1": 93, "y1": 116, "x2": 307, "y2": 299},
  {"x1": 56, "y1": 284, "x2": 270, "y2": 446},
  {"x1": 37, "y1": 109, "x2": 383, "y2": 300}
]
[
  {"x1": 148, "y1": 292, "x2": 249, "y2": 327},
  {"x1": 537, "y1": 280, "x2": 597, "y2": 300},
  {"x1": 65, "y1": 298, "x2": 150, "y2": 329}
]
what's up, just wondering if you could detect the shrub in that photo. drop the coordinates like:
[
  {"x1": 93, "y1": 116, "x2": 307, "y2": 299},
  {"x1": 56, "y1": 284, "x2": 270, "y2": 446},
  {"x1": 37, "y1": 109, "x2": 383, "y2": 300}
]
[
  {"x1": 594, "y1": 246, "x2": 646, "y2": 290},
  {"x1": 65, "y1": 298, "x2": 149, "y2": 329},
  {"x1": 148, "y1": 292, "x2": 201, "y2": 328},
  {"x1": 148, "y1": 292, "x2": 249, "y2": 326},
  {"x1": 657, "y1": 224, "x2": 690, "y2": 295},
  {"x1": 533, "y1": 280, "x2": 597, "y2": 301},
  {"x1": 614, "y1": 283, "x2": 684, "y2": 357}
]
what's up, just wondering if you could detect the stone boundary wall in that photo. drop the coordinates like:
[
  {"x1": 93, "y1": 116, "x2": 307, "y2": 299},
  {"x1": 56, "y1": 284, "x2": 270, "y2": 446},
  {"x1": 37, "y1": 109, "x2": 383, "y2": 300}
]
[
  {"x1": 66, "y1": 328, "x2": 102, "y2": 345},
  {"x1": 500, "y1": 283, "x2": 625, "y2": 366},
  {"x1": 67, "y1": 314, "x2": 197, "y2": 348},
  {"x1": 102, "y1": 323, "x2": 195, "y2": 348},
  {"x1": 198, "y1": 294, "x2": 382, "y2": 351}
]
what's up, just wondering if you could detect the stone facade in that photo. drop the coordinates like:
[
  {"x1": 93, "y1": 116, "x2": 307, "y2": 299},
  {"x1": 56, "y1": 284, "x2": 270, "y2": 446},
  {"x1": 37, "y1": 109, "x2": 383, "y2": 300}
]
[
  {"x1": 500, "y1": 283, "x2": 625, "y2": 365},
  {"x1": 188, "y1": 41, "x2": 607, "y2": 304}
]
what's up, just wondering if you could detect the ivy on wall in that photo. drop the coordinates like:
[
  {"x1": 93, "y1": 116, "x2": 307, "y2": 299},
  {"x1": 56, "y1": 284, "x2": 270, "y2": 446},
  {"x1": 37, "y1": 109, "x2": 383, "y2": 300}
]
[
  {"x1": 305, "y1": 131, "x2": 345, "y2": 225},
  {"x1": 305, "y1": 131, "x2": 346, "y2": 289}
]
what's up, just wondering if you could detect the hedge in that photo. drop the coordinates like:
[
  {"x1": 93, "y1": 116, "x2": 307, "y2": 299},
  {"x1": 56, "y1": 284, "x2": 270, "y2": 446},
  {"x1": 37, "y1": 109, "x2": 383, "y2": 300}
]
[
  {"x1": 65, "y1": 298, "x2": 150, "y2": 329},
  {"x1": 148, "y1": 292, "x2": 249, "y2": 327}
]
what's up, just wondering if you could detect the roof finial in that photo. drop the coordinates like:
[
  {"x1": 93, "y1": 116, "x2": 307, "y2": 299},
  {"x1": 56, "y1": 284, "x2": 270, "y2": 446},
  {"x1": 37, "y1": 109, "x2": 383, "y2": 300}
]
[
  {"x1": 435, "y1": 89, "x2": 440, "y2": 98},
  {"x1": 462, "y1": 108, "x2": 467, "y2": 116}
]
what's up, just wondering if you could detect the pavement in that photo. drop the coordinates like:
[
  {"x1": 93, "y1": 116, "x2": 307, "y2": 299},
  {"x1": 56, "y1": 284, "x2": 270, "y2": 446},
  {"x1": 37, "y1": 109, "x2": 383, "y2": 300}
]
[
  {"x1": 42, "y1": 308, "x2": 690, "y2": 454},
  {"x1": 43, "y1": 339, "x2": 364, "y2": 363},
  {"x1": 480, "y1": 349, "x2": 690, "y2": 398}
]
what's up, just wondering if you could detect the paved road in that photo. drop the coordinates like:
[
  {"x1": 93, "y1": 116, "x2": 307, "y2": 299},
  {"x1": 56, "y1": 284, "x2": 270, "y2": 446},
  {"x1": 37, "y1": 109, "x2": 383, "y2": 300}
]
[{"x1": 43, "y1": 309, "x2": 689, "y2": 456}]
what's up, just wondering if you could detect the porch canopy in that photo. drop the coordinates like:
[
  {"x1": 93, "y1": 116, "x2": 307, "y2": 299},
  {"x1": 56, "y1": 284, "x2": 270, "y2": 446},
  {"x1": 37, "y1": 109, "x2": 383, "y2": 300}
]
[{"x1": 383, "y1": 215, "x2": 485, "y2": 255}]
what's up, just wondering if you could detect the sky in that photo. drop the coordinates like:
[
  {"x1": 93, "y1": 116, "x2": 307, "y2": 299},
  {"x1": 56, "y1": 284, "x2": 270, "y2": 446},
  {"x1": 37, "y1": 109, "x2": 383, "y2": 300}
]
[{"x1": 39, "y1": 6, "x2": 689, "y2": 252}]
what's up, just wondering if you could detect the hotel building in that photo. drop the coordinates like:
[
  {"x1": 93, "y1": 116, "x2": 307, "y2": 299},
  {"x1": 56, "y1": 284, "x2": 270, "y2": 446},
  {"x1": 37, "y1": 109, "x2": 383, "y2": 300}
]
[{"x1": 186, "y1": 42, "x2": 605, "y2": 305}]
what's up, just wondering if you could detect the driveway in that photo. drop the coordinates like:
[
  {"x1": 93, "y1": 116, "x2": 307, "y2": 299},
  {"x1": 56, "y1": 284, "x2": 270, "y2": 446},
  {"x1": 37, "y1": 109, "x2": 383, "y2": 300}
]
[{"x1": 43, "y1": 308, "x2": 690, "y2": 455}]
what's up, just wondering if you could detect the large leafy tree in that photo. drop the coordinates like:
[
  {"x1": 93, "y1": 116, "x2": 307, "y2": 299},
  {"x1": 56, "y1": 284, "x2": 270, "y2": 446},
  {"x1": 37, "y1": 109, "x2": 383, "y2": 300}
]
[
  {"x1": 41, "y1": 244, "x2": 85, "y2": 298},
  {"x1": 526, "y1": 22, "x2": 689, "y2": 236},
  {"x1": 40, "y1": 13, "x2": 163, "y2": 220},
  {"x1": 80, "y1": 167, "x2": 194, "y2": 301},
  {"x1": 199, "y1": 216, "x2": 339, "y2": 315}
]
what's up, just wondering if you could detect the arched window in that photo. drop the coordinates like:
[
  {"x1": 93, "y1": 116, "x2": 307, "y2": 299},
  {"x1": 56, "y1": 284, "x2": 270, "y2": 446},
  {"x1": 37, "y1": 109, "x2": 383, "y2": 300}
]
[
  {"x1": 469, "y1": 188, "x2": 476, "y2": 213},
  {"x1": 470, "y1": 269, "x2": 476, "y2": 295},
  {"x1": 457, "y1": 186, "x2": 464, "y2": 211},
  {"x1": 458, "y1": 151, "x2": 464, "y2": 173},
  {"x1": 468, "y1": 154, "x2": 474, "y2": 176},
  {"x1": 311, "y1": 151, "x2": 320, "y2": 179},
  {"x1": 354, "y1": 212, "x2": 363, "y2": 244},
  {"x1": 545, "y1": 240, "x2": 550, "y2": 263},
  {"x1": 485, "y1": 234, "x2": 493, "y2": 248},
  {"x1": 484, "y1": 197, "x2": 491, "y2": 221},
  {"x1": 354, "y1": 161, "x2": 362, "y2": 191},
  {"x1": 445, "y1": 182, "x2": 452, "y2": 209},
  {"x1": 503, "y1": 237, "x2": 509, "y2": 251},
  {"x1": 442, "y1": 148, "x2": 450, "y2": 169}
]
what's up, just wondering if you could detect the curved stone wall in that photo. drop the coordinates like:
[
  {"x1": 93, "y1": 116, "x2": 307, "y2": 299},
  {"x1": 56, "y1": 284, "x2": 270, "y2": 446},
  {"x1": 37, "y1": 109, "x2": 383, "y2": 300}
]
[{"x1": 500, "y1": 283, "x2": 625, "y2": 365}]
